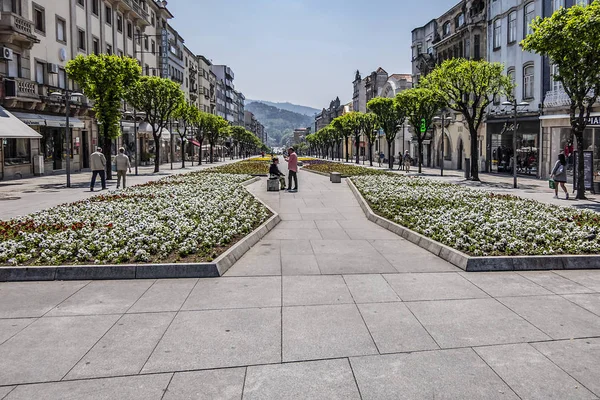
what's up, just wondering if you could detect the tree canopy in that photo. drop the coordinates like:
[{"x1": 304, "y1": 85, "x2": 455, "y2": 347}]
[
  {"x1": 522, "y1": 1, "x2": 600, "y2": 198},
  {"x1": 173, "y1": 102, "x2": 200, "y2": 168},
  {"x1": 420, "y1": 59, "x2": 512, "y2": 180},
  {"x1": 359, "y1": 113, "x2": 380, "y2": 166},
  {"x1": 368, "y1": 97, "x2": 405, "y2": 169}
]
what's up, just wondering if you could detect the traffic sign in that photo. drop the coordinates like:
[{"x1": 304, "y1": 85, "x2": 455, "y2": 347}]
[{"x1": 420, "y1": 118, "x2": 427, "y2": 133}]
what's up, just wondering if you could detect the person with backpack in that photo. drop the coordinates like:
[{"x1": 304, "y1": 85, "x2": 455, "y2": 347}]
[{"x1": 551, "y1": 153, "x2": 569, "y2": 200}]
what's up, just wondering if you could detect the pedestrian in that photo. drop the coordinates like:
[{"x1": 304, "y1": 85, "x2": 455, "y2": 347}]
[
  {"x1": 398, "y1": 151, "x2": 403, "y2": 170},
  {"x1": 115, "y1": 147, "x2": 132, "y2": 189},
  {"x1": 269, "y1": 157, "x2": 286, "y2": 190},
  {"x1": 90, "y1": 147, "x2": 107, "y2": 191},
  {"x1": 286, "y1": 147, "x2": 298, "y2": 192},
  {"x1": 403, "y1": 150, "x2": 412, "y2": 173},
  {"x1": 551, "y1": 153, "x2": 569, "y2": 200}
]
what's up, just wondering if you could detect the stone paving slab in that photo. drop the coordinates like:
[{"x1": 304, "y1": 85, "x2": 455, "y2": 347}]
[
  {"x1": 283, "y1": 275, "x2": 353, "y2": 306},
  {"x1": 563, "y1": 293, "x2": 600, "y2": 316},
  {"x1": 555, "y1": 270, "x2": 600, "y2": 291},
  {"x1": 350, "y1": 349, "x2": 520, "y2": 399},
  {"x1": 498, "y1": 295, "x2": 600, "y2": 339},
  {"x1": 163, "y1": 368, "x2": 246, "y2": 400},
  {"x1": 65, "y1": 312, "x2": 175, "y2": 380},
  {"x1": 342, "y1": 274, "x2": 400, "y2": 303},
  {"x1": 0, "y1": 281, "x2": 88, "y2": 318},
  {"x1": 532, "y1": 338, "x2": 600, "y2": 397},
  {"x1": 518, "y1": 271, "x2": 596, "y2": 294},
  {"x1": 141, "y1": 308, "x2": 281, "y2": 373},
  {"x1": 384, "y1": 272, "x2": 489, "y2": 301},
  {"x1": 282, "y1": 304, "x2": 378, "y2": 362},
  {"x1": 4, "y1": 373, "x2": 172, "y2": 400},
  {"x1": 0, "y1": 386, "x2": 14, "y2": 399},
  {"x1": 0, "y1": 314, "x2": 120, "y2": 385},
  {"x1": 475, "y1": 343, "x2": 597, "y2": 400},
  {"x1": 460, "y1": 272, "x2": 554, "y2": 297},
  {"x1": 281, "y1": 255, "x2": 321, "y2": 275},
  {"x1": 244, "y1": 359, "x2": 360, "y2": 400},
  {"x1": 0, "y1": 318, "x2": 35, "y2": 345},
  {"x1": 406, "y1": 298, "x2": 550, "y2": 348},
  {"x1": 126, "y1": 279, "x2": 198, "y2": 313}
]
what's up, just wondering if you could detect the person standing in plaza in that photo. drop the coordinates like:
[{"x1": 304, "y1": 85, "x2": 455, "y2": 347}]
[
  {"x1": 90, "y1": 147, "x2": 107, "y2": 191},
  {"x1": 115, "y1": 147, "x2": 132, "y2": 189},
  {"x1": 398, "y1": 151, "x2": 403, "y2": 170},
  {"x1": 403, "y1": 150, "x2": 412, "y2": 173},
  {"x1": 551, "y1": 153, "x2": 569, "y2": 200},
  {"x1": 287, "y1": 147, "x2": 298, "y2": 192}
]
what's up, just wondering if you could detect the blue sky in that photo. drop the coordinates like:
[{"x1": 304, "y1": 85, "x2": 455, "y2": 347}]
[{"x1": 169, "y1": 0, "x2": 459, "y2": 109}]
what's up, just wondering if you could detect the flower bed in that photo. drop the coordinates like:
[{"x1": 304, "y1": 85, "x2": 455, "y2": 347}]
[
  {"x1": 352, "y1": 175, "x2": 600, "y2": 256},
  {"x1": 204, "y1": 160, "x2": 269, "y2": 175},
  {"x1": 250, "y1": 156, "x2": 316, "y2": 162},
  {"x1": 303, "y1": 160, "x2": 392, "y2": 176},
  {"x1": 0, "y1": 173, "x2": 270, "y2": 266}
]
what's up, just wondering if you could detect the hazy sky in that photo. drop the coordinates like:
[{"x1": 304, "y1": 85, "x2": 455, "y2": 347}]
[{"x1": 168, "y1": 0, "x2": 459, "y2": 109}]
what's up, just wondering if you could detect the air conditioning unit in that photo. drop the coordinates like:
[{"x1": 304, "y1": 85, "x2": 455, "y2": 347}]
[
  {"x1": 47, "y1": 63, "x2": 59, "y2": 74},
  {"x1": 1, "y1": 47, "x2": 13, "y2": 61}
]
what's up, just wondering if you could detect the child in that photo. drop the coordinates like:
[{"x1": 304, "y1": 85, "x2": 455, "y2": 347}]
[{"x1": 269, "y1": 157, "x2": 286, "y2": 190}]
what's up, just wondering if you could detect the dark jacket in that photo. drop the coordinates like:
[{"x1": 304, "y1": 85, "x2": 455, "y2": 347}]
[{"x1": 269, "y1": 163, "x2": 284, "y2": 176}]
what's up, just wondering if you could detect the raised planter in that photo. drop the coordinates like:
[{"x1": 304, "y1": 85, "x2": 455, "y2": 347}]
[
  {"x1": 347, "y1": 178, "x2": 600, "y2": 272},
  {"x1": 0, "y1": 177, "x2": 280, "y2": 282}
]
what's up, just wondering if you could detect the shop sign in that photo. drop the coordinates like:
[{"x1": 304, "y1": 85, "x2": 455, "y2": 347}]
[
  {"x1": 160, "y1": 28, "x2": 169, "y2": 79},
  {"x1": 573, "y1": 151, "x2": 595, "y2": 193},
  {"x1": 586, "y1": 116, "x2": 600, "y2": 126}
]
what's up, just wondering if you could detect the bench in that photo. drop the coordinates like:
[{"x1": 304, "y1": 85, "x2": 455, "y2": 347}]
[{"x1": 330, "y1": 172, "x2": 342, "y2": 183}]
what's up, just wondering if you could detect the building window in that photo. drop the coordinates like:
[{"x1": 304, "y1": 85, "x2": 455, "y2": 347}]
[
  {"x1": 524, "y1": 2, "x2": 535, "y2": 38},
  {"x1": 523, "y1": 64, "x2": 534, "y2": 99},
  {"x1": 474, "y1": 34, "x2": 481, "y2": 60},
  {"x1": 553, "y1": 0, "x2": 564, "y2": 12},
  {"x1": 575, "y1": 0, "x2": 588, "y2": 5},
  {"x1": 78, "y1": 29, "x2": 86, "y2": 51},
  {"x1": 118, "y1": 49, "x2": 123, "y2": 57},
  {"x1": 117, "y1": 14, "x2": 123, "y2": 32},
  {"x1": 56, "y1": 16, "x2": 66, "y2": 43},
  {"x1": 33, "y1": 3, "x2": 45, "y2": 34},
  {"x1": 3, "y1": 139, "x2": 31, "y2": 165},
  {"x1": 92, "y1": 37, "x2": 99, "y2": 54},
  {"x1": 58, "y1": 68, "x2": 66, "y2": 89},
  {"x1": 7, "y1": 52, "x2": 21, "y2": 77},
  {"x1": 144, "y1": 35, "x2": 149, "y2": 50},
  {"x1": 443, "y1": 21, "x2": 450, "y2": 36},
  {"x1": 493, "y1": 19, "x2": 501, "y2": 49},
  {"x1": 106, "y1": 44, "x2": 112, "y2": 54},
  {"x1": 105, "y1": 6, "x2": 112, "y2": 25},
  {"x1": 126, "y1": 21, "x2": 132, "y2": 38},
  {"x1": 151, "y1": 11, "x2": 155, "y2": 25},
  {"x1": 551, "y1": 64, "x2": 563, "y2": 92},
  {"x1": 35, "y1": 61, "x2": 45, "y2": 85},
  {"x1": 136, "y1": 29, "x2": 141, "y2": 44},
  {"x1": 455, "y1": 13, "x2": 464, "y2": 29},
  {"x1": 77, "y1": 0, "x2": 84, "y2": 7},
  {"x1": 145, "y1": 64, "x2": 149, "y2": 76},
  {"x1": 151, "y1": 40, "x2": 156, "y2": 54},
  {"x1": 507, "y1": 68, "x2": 515, "y2": 99},
  {"x1": 91, "y1": 0, "x2": 98, "y2": 16},
  {"x1": 508, "y1": 11, "x2": 517, "y2": 43}
]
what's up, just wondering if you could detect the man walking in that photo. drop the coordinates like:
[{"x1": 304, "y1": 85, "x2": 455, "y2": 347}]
[
  {"x1": 287, "y1": 147, "x2": 298, "y2": 192},
  {"x1": 115, "y1": 147, "x2": 132, "y2": 189},
  {"x1": 398, "y1": 151, "x2": 403, "y2": 171},
  {"x1": 403, "y1": 150, "x2": 412, "y2": 173},
  {"x1": 90, "y1": 147, "x2": 107, "y2": 191}
]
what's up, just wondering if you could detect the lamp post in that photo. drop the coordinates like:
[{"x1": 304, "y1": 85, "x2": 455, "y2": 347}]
[
  {"x1": 502, "y1": 100, "x2": 529, "y2": 188},
  {"x1": 433, "y1": 110, "x2": 453, "y2": 177},
  {"x1": 51, "y1": 90, "x2": 83, "y2": 188}
]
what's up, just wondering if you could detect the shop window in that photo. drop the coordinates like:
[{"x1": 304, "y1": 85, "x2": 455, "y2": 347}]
[{"x1": 3, "y1": 138, "x2": 31, "y2": 165}]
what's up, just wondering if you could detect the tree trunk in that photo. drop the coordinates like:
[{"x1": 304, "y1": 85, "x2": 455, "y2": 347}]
[
  {"x1": 153, "y1": 132, "x2": 160, "y2": 173},
  {"x1": 210, "y1": 143, "x2": 214, "y2": 163},
  {"x1": 345, "y1": 136, "x2": 349, "y2": 163},
  {"x1": 576, "y1": 131, "x2": 586, "y2": 199},
  {"x1": 418, "y1": 139, "x2": 423, "y2": 174},
  {"x1": 198, "y1": 139, "x2": 203, "y2": 165},
  {"x1": 181, "y1": 136, "x2": 185, "y2": 169},
  {"x1": 387, "y1": 140, "x2": 393, "y2": 169},
  {"x1": 102, "y1": 125, "x2": 112, "y2": 180},
  {"x1": 470, "y1": 131, "x2": 479, "y2": 181},
  {"x1": 368, "y1": 142, "x2": 373, "y2": 166},
  {"x1": 355, "y1": 134, "x2": 360, "y2": 164}
]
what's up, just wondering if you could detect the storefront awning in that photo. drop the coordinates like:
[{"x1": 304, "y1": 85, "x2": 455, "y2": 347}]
[
  {"x1": 138, "y1": 122, "x2": 171, "y2": 139},
  {"x1": 0, "y1": 106, "x2": 43, "y2": 139},
  {"x1": 189, "y1": 139, "x2": 201, "y2": 147},
  {"x1": 11, "y1": 112, "x2": 84, "y2": 128}
]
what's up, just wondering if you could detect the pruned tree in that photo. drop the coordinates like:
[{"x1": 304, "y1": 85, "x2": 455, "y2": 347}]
[
  {"x1": 126, "y1": 76, "x2": 185, "y2": 173},
  {"x1": 332, "y1": 114, "x2": 354, "y2": 163},
  {"x1": 368, "y1": 97, "x2": 406, "y2": 169},
  {"x1": 395, "y1": 88, "x2": 443, "y2": 173},
  {"x1": 420, "y1": 59, "x2": 512, "y2": 180},
  {"x1": 173, "y1": 102, "x2": 200, "y2": 169},
  {"x1": 360, "y1": 113, "x2": 380, "y2": 167},
  {"x1": 522, "y1": 1, "x2": 600, "y2": 199},
  {"x1": 206, "y1": 115, "x2": 229, "y2": 163},
  {"x1": 66, "y1": 54, "x2": 140, "y2": 179},
  {"x1": 193, "y1": 111, "x2": 214, "y2": 165}
]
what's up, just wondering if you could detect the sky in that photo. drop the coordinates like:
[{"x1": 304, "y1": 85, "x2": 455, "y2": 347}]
[{"x1": 168, "y1": 0, "x2": 459, "y2": 109}]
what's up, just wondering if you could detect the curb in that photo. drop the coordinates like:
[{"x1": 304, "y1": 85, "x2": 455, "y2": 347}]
[
  {"x1": 346, "y1": 178, "x2": 600, "y2": 272},
  {"x1": 0, "y1": 176, "x2": 280, "y2": 282}
]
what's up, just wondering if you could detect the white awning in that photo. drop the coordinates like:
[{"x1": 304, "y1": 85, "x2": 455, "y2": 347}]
[
  {"x1": 10, "y1": 111, "x2": 45, "y2": 126},
  {"x1": 0, "y1": 106, "x2": 43, "y2": 139},
  {"x1": 43, "y1": 114, "x2": 85, "y2": 128},
  {"x1": 138, "y1": 122, "x2": 170, "y2": 139}
]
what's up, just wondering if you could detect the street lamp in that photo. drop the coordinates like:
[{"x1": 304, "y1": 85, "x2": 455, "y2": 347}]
[
  {"x1": 50, "y1": 90, "x2": 83, "y2": 188},
  {"x1": 433, "y1": 111, "x2": 453, "y2": 177},
  {"x1": 123, "y1": 109, "x2": 145, "y2": 176},
  {"x1": 502, "y1": 100, "x2": 529, "y2": 188}
]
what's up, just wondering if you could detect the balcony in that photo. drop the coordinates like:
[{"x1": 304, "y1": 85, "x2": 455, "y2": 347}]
[
  {"x1": 3, "y1": 78, "x2": 40, "y2": 102},
  {"x1": 0, "y1": 12, "x2": 39, "y2": 49},
  {"x1": 544, "y1": 89, "x2": 571, "y2": 108},
  {"x1": 121, "y1": 0, "x2": 150, "y2": 26}
]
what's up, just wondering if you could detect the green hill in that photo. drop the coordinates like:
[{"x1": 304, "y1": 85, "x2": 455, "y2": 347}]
[{"x1": 245, "y1": 102, "x2": 313, "y2": 147}]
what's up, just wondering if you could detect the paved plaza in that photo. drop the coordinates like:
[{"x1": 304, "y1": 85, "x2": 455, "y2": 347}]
[{"x1": 1, "y1": 162, "x2": 600, "y2": 399}]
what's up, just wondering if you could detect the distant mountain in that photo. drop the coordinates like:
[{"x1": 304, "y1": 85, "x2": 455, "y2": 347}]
[
  {"x1": 245, "y1": 102, "x2": 313, "y2": 147},
  {"x1": 245, "y1": 99, "x2": 319, "y2": 117}
]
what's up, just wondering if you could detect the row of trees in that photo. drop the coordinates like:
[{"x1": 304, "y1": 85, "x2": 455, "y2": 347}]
[
  {"x1": 65, "y1": 54, "x2": 265, "y2": 176},
  {"x1": 305, "y1": 1, "x2": 600, "y2": 199}
]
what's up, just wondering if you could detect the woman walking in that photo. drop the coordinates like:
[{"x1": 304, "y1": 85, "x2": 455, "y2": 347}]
[{"x1": 551, "y1": 153, "x2": 569, "y2": 200}]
